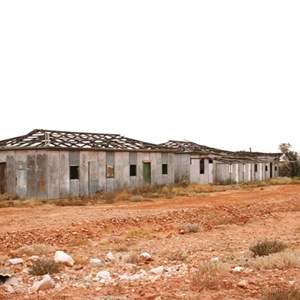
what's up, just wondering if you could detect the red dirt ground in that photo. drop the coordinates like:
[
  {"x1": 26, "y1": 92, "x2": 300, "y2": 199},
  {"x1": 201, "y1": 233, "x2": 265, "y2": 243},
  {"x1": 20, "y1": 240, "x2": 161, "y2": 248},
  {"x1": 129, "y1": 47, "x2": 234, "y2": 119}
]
[{"x1": 0, "y1": 184, "x2": 300, "y2": 299}]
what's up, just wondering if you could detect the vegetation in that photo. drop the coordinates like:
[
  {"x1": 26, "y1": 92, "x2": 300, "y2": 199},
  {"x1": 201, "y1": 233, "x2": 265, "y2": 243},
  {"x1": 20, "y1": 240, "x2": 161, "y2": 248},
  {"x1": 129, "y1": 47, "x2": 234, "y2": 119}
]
[
  {"x1": 251, "y1": 249, "x2": 299, "y2": 270},
  {"x1": 30, "y1": 259, "x2": 60, "y2": 276},
  {"x1": 190, "y1": 261, "x2": 229, "y2": 291},
  {"x1": 263, "y1": 287, "x2": 300, "y2": 300},
  {"x1": 0, "y1": 178, "x2": 299, "y2": 209},
  {"x1": 250, "y1": 240, "x2": 288, "y2": 257},
  {"x1": 279, "y1": 142, "x2": 300, "y2": 177}
]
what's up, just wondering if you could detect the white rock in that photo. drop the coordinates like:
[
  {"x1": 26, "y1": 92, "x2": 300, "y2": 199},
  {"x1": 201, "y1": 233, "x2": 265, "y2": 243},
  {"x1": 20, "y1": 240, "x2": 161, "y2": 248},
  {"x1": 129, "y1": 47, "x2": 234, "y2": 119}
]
[
  {"x1": 4, "y1": 284, "x2": 14, "y2": 293},
  {"x1": 84, "y1": 275, "x2": 93, "y2": 282},
  {"x1": 55, "y1": 283, "x2": 62, "y2": 290},
  {"x1": 233, "y1": 266, "x2": 243, "y2": 272},
  {"x1": 211, "y1": 257, "x2": 220, "y2": 263},
  {"x1": 31, "y1": 275, "x2": 55, "y2": 292},
  {"x1": 106, "y1": 252, "x2": 114, "y2": 261},
  {"x1": 29, "y1": 256, "x2": 40, "y2": 261},
  {"x1": 8, "y1": 258, "x2": 23, "y2": 265},
  {"x1": 149, "y1": 266, "x2": 164, "y2": 276},
  {"x1": 90, "y1": 258, "x2": 103, "y2": 266},
  {"x1": 237, "y1": 279, "x2": 248, "y2": 288},
  {"x1": 4, "y1": 276, "x2": 18, "y2": 286},
  {"x1": 96, "y1": 271, "x2": 112, "y2": 283},
  {"x1": 119, "y1": 269, "x2": 147, "y2": 281},
  {"x1": 140, "y1": 252, "x2": 152, "y2": 260},
  {"x1": 54, "y1": 250, "x2": 74, "y2": 266}
]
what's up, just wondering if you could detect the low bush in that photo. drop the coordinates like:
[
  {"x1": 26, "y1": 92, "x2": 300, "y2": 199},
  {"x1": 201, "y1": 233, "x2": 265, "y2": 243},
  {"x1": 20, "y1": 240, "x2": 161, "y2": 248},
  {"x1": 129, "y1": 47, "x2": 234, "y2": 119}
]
[
  {"x1": 250, "y1": 240, "x2": 288, "y2": 257},
  {"x1": 190, "y1": 261, "x2": 229, "y2": 291},
  {"x1": 16, "y1": 244, "x2": 55, "y2": 257},
  {"x1": 251, "y1": 249, "x2": 300, "y2": 270},
  {"x1": 30, "y1": 259, "x2": 59, "y2": 276},
  {"x1": 263, "y1": 287, "x2": 300, "y2": 300}
]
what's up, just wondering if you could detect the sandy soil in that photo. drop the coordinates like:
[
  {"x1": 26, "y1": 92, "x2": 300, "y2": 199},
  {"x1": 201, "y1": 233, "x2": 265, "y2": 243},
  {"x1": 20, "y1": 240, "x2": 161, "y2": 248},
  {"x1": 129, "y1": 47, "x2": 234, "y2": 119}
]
[{"x1": 0, "y1": 184, "x2": 300, "y2": 299}]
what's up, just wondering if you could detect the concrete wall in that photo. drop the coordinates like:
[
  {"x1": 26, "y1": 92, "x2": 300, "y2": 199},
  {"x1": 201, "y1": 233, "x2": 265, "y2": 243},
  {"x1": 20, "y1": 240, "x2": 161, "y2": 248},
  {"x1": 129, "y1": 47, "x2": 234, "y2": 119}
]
[
  {"x1": 174, "y1": 154, "x2": 190, "y2": 184},
  {"x1": 190, "y1": 158, "x2": 213, "y2": 184},
  {"x1": 0, "y1": 150, "x2": 176, "y2": 199},
  {"x1": 0, "y1": 150, "x2": 280, "y2": 199},
  {"x1": 214, "y1": 161, "x2": 279, "y2": 184}
]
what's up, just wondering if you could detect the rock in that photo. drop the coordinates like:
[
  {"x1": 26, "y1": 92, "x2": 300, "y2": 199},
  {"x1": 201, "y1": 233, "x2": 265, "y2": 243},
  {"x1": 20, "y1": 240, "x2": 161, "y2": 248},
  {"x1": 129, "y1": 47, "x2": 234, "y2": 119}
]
[
  {"x1": 140, "y1": 252, "x2": 153, "y2": 262},
  {"x1": 54, "y1": 250, "x2": 74, "y2": 266},
  {"x1": 29, "y1": 255, "x2": 40, "y2": 261},
  {"x1": 8, "y1": 258, "x2": 23, "y2": 265},
  {"x1": 233, "y1": 266, "x2": 243, "y2": 272},
  {"x1": 0, "y1": 266, "x2": 13, "y2": 283},
  {"x1": 119, "y1": 269, "x2": 147, "y2": 281},
  {"x1": 106, "y1": 251, "x2": 115, "y2": 261},
  {"x1": 4, "y1": 276, "x2": 18, "y2": 286},
  {"x1": 149, "y1": 266, "x2": 164, "y2": 276},
  {"x1": 4, "y1": 284, "x2": 14, "y2": 293},
  {"x1": 90, "y1": 258, "x2": 103, "y2": 266},
  {"x1": 237, "y1": 279, "x2": 248, "y2": 288},
  {"x1": 211, "y1": 257, "x2": 220, "y2": 263},
  {"x1": 96, "y1": 270, "x2": 112, "y2": 283},
  {"x1": 31, "y1": 275, "x2": 55, "y2": 292}
]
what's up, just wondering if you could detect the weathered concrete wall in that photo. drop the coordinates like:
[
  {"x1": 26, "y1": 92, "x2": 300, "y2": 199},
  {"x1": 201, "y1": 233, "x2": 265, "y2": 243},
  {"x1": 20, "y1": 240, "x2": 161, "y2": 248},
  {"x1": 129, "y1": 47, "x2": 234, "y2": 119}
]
[
  {"x1": 174, "y1": 154, "x2": 190, "y2": 184},
  {"x1": 190, "y1": 158, "x2": 211, "y2": 185},
  {"x1": 48, "y1": 152, "x2": 60, "y2": 199},
  {"x1": 0, "y1": 149, "x2": 280, "y2": 199}
]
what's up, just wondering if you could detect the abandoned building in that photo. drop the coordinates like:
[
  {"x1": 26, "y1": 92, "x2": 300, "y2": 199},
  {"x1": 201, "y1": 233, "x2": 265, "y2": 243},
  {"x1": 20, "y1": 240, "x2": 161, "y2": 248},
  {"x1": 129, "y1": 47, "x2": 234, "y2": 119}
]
[{"x1": 0, "y1": 129, "x2": 281, "y2": 199}]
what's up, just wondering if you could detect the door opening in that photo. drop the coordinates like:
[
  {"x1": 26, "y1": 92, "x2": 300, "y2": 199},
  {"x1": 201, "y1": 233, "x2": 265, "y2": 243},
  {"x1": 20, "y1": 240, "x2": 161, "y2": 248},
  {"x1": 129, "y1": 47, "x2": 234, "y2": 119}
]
[
  {"x1": 143, "y1": 162, "x2": 151, "y2": 185},
  {"x1": 0, "y1": 163, "x2": 6, "y2": 194}
]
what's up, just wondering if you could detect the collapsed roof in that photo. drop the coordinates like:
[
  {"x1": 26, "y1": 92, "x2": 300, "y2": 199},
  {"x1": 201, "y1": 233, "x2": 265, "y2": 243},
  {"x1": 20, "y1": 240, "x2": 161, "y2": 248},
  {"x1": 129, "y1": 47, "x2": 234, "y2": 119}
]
[
  {"x1": 0, "y1": 129, "x2": 161, "y2": 150},
  {"x1": 0, "y1": 129, "x2": 281, "y2": 162},
  {"x1": 160, "y1": 140, "x2": 281, "y2": 163}
]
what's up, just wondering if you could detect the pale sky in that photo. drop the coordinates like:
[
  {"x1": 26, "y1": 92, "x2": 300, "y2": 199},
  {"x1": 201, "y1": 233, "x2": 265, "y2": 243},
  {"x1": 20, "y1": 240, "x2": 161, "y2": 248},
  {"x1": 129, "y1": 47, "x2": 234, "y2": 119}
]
[{"x1": 1, "y1": 1, "x2": 299, "y2": 153}]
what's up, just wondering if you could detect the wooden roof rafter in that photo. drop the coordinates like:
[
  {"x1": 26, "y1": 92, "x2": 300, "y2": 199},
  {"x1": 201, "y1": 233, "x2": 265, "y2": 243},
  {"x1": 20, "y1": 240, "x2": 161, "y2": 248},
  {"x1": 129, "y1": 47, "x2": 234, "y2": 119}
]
[{"x1": 0, "y1": 129, "x2": 163, "y2": 150}]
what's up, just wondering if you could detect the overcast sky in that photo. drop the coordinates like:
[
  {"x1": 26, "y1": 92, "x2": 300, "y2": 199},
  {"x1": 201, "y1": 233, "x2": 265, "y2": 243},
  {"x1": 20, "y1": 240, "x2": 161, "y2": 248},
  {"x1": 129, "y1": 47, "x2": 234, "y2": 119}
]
[{"x1": 1, "y1": 1, "x2": 299, "y2": 153}]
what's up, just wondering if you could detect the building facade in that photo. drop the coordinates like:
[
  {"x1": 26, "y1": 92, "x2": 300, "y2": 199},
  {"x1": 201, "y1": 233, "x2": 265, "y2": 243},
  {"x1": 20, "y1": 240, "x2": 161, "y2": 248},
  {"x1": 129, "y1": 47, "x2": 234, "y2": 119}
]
[{"x1": 0, "y1": 129, "x2": 281, "y2": 199}]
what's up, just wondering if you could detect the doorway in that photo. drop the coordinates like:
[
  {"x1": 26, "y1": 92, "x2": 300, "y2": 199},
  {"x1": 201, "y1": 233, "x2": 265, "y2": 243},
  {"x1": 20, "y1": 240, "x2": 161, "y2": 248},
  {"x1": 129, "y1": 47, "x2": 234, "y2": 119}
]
[
  {"x1": 143, "y1": 162, "x2": 151, "y2": 185},
  {"x1": 0, "y1": 163, "x2": 6, "y2": 194}
]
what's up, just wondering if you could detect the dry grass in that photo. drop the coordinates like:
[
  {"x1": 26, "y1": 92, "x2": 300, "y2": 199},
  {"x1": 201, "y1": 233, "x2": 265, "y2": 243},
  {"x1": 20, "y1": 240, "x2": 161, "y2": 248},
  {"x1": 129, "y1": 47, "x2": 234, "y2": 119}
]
[
  {"x1": 1, "y1": 178, "x2": 298, "y2": 209},
  {"x1": 129, "y1": 195, "x2": 145, "y2": 202},
  {"x1": 123, "y1": 252, "x2": 142, "y2": 264},
  {"x1": 16, "y1": 244, "x2": 56, "y2": 257},
  {"x1": 166, "y1": 250, "x2": 187, "y2": 262},
  {"x1": 251, "y1": 249, "x2": 300, "y2": 270},
  {"x1": 250, "y1": 240, "x2": 288, "y2": 257},
  {"x1": 190, "y1": 260, "x2": 230, "y2": 291},
  {"x1": 178, "y1": 223, "x2": 200, "y2": 234},
  {"x1": 30, "y1": 259, "x2": 60, "y2": 276},
  {"x1": 67, "y1": 237, "x2": 90, "y2": 248},
  {"x1": 126, "y1": 229, "x2": 152, "y2": 239},
  {"x1": 0, "y1": 193, "x2": 19, "y2": 201},
  {"x1": 72, "y1": 254, "x2": 89, "y2": 266},
  {"x1": 262, "y1": 286, "x2": 300, "y2": 300},
  {"x1": 115, "y1": 191, "x2": 130, "y2": 201}
]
